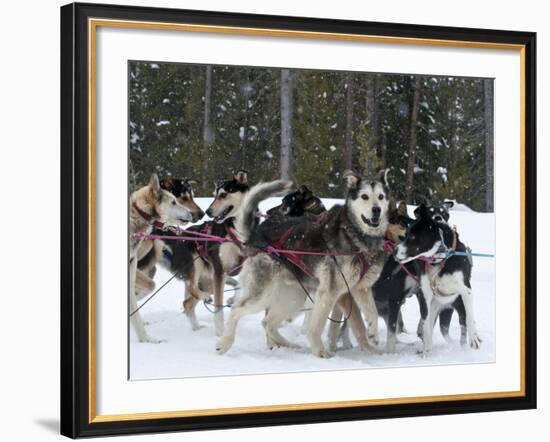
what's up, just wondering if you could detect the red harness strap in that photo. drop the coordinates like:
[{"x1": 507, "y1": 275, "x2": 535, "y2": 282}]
[
  {"x1": 357, "y1": 252, "x2": 369, "y2": 279},
  {"x1": 225, "y1": 227, "x2": 243, "y2": 250},
  {"x1": 195, "y1": 224, "x2": 212, "y2": 261},
  {"x1": 132, "y1": 201, "x2": 165, "y2": 229},
  {"x1": 266, "y1": 225, "x2": 316, "y2": 277}
]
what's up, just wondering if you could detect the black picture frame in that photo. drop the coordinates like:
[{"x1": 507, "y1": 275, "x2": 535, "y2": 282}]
[{"x1": 60, "y1": 2, "x2": 537, "y2": 438}]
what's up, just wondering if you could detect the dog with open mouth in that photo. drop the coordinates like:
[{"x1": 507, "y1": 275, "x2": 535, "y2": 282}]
[
  {"x1": 154, "y1": 171, "x2": 292, "y2": 336},
  {"x1": 395, "y1": 203, "x2": 482, "y2": 356},
  {"x1": 216, "y1": 169, "x2": 391, "y2": 358}
]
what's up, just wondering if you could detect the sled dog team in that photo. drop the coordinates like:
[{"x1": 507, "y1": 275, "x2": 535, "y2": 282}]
[{"x1": 129, "y1": 169, "x2": 481, "y2": 358}]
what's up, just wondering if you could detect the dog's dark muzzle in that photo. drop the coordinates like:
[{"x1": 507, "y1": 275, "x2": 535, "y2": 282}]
[{"x1": 192, "y1": 210, "x2": 205, "y2": 222}]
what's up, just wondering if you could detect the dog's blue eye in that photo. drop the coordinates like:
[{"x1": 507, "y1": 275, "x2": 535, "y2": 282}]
[{"x1": 361, "y1": 194, "x2": 369, "y2": 200}]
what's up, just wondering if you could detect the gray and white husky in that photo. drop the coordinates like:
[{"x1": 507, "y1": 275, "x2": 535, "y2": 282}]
[{"x1": 216, "y1": 170, "x2": 391, "y2": 358}]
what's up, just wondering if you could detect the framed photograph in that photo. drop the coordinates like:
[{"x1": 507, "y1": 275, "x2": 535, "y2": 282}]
[{"x1": 60, "y1": 2, "x2": 537, "y2": 438}]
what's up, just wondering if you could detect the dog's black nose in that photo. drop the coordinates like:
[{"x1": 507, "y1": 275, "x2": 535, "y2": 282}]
[
  {"x1": 372, "y1": 206, "x2": 381, "y2": 217},
  {"x1": 434, "y1": 215, "x2": 443, "y2": 222},
  {"x1": 194, "y1": 210, "x2": 205, "y2": 221},
  {"x1": 398, "y1": 235, "x2": 406, "y2": 242},
  {"x1": 205, "y1": 208, "x2": 212, "y2": 217}
]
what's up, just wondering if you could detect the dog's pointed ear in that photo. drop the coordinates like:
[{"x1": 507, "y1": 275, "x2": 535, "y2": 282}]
[
  {"x1": 234, "y1": 169, "x2": 248, "y2": 184},
  {"x1": 375, "y1": 168, "x2": 390, "y2": 188},
  {"x1": 443, "y1": 200, "x2": 454, "y2": 210},
  {"x1": 414, "y1": 203, "x2": 430, "y2": 220},
  {"x1": 299, "y1": 185, "x2": 313, "y2": 198},
  {"x1": 159, "y1": 177, "x2": 174, "y2": 192},
  {"x1": 185, "y1": 178, "x2": 199, "y2": 187},
  {"x1": 397, "y1": 201, "x2": 408, "y2": 216},
  {"x1": 343, "y1": 170, "x2": 360, "y2": 189},
  {"x1": 149, "y1": 174, "x2": 161, "y2": 199}
]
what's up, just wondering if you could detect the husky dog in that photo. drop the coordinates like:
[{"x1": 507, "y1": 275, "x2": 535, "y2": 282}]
[
  {"x1": 217, "y1": 169, "x2": 391, "y2": 358},
  {"x1": 157, "y1": 171, "x2": 292, "y2": 335},
  {"x1": 327, "y1": 200, "x2": 413, "y2": 352},
  {"x1": 129, "y1": 174, "x2": 196, "y2": 343},
  {"x1": 266, "y1": 185, "x2": 326, "y2": 218},
  {"x1": 135, "y1": 177, "x2": 204, "y2": 296},
  {"x1": 416, "y1": 201, "x2": 468, "y2": 344},
  {"x1": 416, "y1": 200, "x2": 454, "y2": 224},
  {"x1": 395, "y1": 203, "x2": 482, "y2": 356}
]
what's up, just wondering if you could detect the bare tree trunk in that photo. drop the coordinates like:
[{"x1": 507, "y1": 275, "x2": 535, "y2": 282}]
[
  {"x1": 484, "y1": 79, "x2": 494, "y2": 212},
  {"x1": 405, "y1": 77, "x2": 422, "y2": 203},
  {"x1": 344, "y1": 72, "x2": 354, "y2": 170},
  {"x1": 365, "y1": 75, "x2": 379, "y2": 173},
  {"x1": 203, "y1": 65, "x2": 214, "y2": 146},
  {"x1": 280, "y1": 69, "x2": 293, "y2": 180}
]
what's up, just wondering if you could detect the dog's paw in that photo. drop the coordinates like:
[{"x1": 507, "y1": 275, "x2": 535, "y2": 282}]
[
  {"x1": 340, "y1": 341, "x2": 353, "y2": 351},
  {"x1": 358, "y1": 341, "x2": 380, "y2": 354},
  {"x1": 191, "y1": 323, "x2": 205, "y2": 331},
  {"x1": 216, "y1": 338, "x2": 233, "y2": 355},
  {"x1": 469, "y1": 334, "x2": 482, "y2": 349},
  {"x1": 140, "y1": 335, "x2": 163, "y2": 344},
  {"x1": 368, "y1": 333, "x2": 380, "y2": 346},
  {"x1": 312, "y1": 348, "x2": 334, "y2": 359},
  {"x1": 417, "y1": 348, "x2": 432, "y2": 358}
]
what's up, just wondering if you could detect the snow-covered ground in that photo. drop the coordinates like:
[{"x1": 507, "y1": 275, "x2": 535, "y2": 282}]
[{"x1": 130, "y1": 197, "x2": 495, "y2": 380}]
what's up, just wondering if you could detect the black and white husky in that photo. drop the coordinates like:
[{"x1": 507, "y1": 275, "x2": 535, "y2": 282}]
[
  {"x1": 415, "y1": 200, "x2": 467, "y2": 344},
  {"x1": 395, "y1": 203, "x2": 482, "y2": 356}
]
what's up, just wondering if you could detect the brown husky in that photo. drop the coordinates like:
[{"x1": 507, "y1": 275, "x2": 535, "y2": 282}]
[{"x1": 129, "y1": 174, "x2": 198, "y2": 343}]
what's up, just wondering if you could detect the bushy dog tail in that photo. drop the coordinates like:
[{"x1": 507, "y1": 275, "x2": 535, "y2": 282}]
[{"x1": 236, "y1": 180, "x2": 293, "y2": 242}]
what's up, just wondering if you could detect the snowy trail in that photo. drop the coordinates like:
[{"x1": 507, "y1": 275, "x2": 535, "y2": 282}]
[{"x1": 130, "y1": 198, "x2": 495, "y2": 380}]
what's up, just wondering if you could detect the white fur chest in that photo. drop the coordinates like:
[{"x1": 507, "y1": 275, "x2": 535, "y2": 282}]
[{"x1": 219, "y1": 241, "x2": 242, "y2": 271}]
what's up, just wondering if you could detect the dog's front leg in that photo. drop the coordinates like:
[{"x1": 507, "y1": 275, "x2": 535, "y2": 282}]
[
  {"x1": 459, "y1": 286, "x2": 482, "y2": 349},
  {"x1": 349, "y1": 289, "x2": 380, "y2": 353},
  {"x1": 419, "y1": 277, "x2": 434, "y2": 356},
  {"x1": 217, "y1": 269, "x2": 269, "y2": 355},
  {"x1": 212, "y1": 263, "x2": 226, "y2": 336},
  {"x1": 341, "y1": 295, "x2": 376, "y2": 353},
  {"x1": 307, "y1": 285, "x2": 337, "y2": 358},
  {"x1": 129, "y1": 256, "x2": 159, "y2": 343},
  {"x1": 183, "y1": 259, "x2": 210, "y2": 331},
  {"x1": 363, "y1": 288, "x2": 380, "y2": 345},
  {"x1": 453, "y1": 296, "x2": 468, "y2": 346},
  {"x1": 386, "y1": 295, "x2": 403, "y2": 353},
  {"x1": 327, "y1": 304, "x2": 343, "y2": 353}
]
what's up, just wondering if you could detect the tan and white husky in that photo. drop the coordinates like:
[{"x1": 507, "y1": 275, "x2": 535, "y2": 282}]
[{"x1": 129, "y1": 173, "x2": 196, "y2": 343}]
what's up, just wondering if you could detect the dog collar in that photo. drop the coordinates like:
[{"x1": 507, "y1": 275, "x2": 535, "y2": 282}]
[{"x1": 132, "y1": 201, "x2": 165, "y2": 229}]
